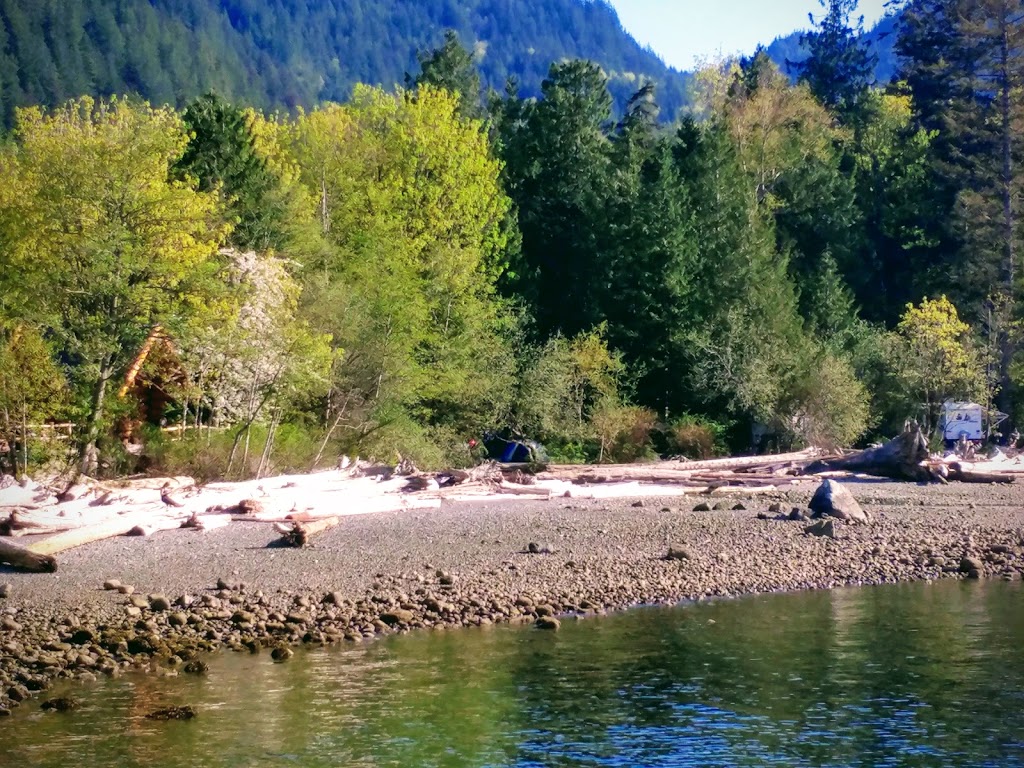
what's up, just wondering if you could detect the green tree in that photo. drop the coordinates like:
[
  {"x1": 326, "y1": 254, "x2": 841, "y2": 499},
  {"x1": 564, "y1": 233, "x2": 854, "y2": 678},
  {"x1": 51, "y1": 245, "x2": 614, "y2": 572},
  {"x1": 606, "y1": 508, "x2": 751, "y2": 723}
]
[
  {"x1": 796, "y1": 0, "x2": 876, "y2": 123},
  {"x1": 0, "y1": 97, "x2": 228, "y2": 474},
  {"x1": 603, "y1": 85, "x2": 698, "y2": 413},
  {"x1": 289, "y1": 85, "x2": 516, "y2": 457},
  {"x1": 408, "y1": 30, "x2": 484, "y2": 119},
  {"x1": 847, "y1": 90, "x2": 944, "y2": 322},
  {"x1": 724, "y1": 53, "x2": 862, "y2": 316},
  {"x1": 513, "y1": 327, "x2": 625, "y2": 456},
  {"x1": 496, "y1": 59, "x2": 614, "y2": 338},
  {"x1": 0, "y1": 327, "x2": 69, "y2": 476},
  {"x1": 896, "y1": 0, "x2": 1024, "y2": 419},
  {"x1": 177, "y1": 92, "x2": 292, "y2": 252},
  {"x1": 673, "y1": 118, "x2": 808, "y2": 427}
]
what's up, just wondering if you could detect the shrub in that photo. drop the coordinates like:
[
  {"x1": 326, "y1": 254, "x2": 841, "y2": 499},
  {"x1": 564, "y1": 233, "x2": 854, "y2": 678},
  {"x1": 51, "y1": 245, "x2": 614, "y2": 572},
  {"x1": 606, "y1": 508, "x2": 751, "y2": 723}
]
[
  {"x1": 782, "y1": 351, "x2": 871, "y2": 450},
  {"x1": 143, "y1": 422, "x2": 326, "y2": 482},
  {"x1": 664, "y1": 414, "x2": 728, "y2": 459},
  {"x1": 350, "y1": 417, "x2": 475, "y2": 470},
  {"x1": 544, "y1": 439, "x2": 592, "y2": 464},
  {"x1": 591, "y1": 403, "x2": 659, "y2": 463}
]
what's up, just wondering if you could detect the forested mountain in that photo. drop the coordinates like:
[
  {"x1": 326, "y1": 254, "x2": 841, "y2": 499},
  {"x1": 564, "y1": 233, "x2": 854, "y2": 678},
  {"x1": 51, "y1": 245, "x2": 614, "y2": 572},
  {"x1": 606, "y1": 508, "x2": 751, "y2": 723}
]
[{"x1": 0, "y1": 0, "x2": 691, "y2": 128}]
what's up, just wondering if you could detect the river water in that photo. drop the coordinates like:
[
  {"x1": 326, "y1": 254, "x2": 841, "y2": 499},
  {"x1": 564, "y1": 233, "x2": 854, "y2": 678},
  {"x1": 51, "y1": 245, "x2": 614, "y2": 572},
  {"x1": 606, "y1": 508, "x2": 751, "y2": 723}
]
[{"x1": 4, "y1": 580, "x2": 1024, "y2": 767}]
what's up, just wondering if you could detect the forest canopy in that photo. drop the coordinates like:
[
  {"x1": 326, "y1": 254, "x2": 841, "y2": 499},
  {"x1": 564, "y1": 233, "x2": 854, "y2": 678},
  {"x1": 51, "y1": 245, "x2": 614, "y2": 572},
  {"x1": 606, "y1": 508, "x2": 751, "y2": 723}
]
[{"x1": 0, "y1": 0, "x2": 1019, "y2": 479}]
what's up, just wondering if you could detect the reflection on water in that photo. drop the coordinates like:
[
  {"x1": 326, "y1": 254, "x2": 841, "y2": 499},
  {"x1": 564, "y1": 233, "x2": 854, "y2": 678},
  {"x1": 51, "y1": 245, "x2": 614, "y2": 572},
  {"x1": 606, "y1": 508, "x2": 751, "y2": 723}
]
[{"x1": 5, "y1": 580, "x2": 1024, "y2": 767}]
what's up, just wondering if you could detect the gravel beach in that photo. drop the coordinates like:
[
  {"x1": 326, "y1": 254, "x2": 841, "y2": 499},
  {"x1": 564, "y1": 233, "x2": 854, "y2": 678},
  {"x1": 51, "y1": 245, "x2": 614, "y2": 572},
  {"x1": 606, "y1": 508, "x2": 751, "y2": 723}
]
[{"x1": 1, "y1": 477, "x2": 1023, "y2": 716}]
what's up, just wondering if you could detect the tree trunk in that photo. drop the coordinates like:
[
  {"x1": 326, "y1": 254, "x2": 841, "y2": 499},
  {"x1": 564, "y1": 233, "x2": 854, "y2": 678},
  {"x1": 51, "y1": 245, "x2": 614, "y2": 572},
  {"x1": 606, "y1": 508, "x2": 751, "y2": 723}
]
[
  {"x1": 256, "y1": 411, "x2": 280, "y2": 479},
  {"x1": 803, "y1": 423, "x2": 930, "y2": 481},
  {"x1": 26, "y1": 508, "x2": 188, "y2": 557},
  {"x1": 0, "y1": 538, "x2": 57, "y2": 572},
  {"x1": 80, "y1": 363, "x2": 113, "y2": 476},
  {"x1": 117, "y1": 325, "x2": 163, "y2": 399},
  {"x1": 20, "y1": 402, "x2": 27, "y2": 478}
]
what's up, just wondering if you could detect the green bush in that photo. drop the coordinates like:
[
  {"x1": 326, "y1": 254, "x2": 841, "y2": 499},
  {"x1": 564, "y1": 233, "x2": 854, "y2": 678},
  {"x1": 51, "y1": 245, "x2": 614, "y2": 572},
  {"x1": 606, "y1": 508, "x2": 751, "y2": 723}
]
[
  {"x1": 544, "y1": 439, "x2": 592, "y2": 465},
  {"x1": 663, "y1": 414, "x2": 728, "y2": 459},
  {"x1": 350, "y1": 416, "x2": 476, "y2": 470},
  {"x1": 781, "y1": 351, "x2": 871, "y2": 449},
  {"x1": 591, "y1": 403, "x2": 659, "y2": 463},
  {"x1": 142, "y1": 422, "x2": 327, "y2": 482}
]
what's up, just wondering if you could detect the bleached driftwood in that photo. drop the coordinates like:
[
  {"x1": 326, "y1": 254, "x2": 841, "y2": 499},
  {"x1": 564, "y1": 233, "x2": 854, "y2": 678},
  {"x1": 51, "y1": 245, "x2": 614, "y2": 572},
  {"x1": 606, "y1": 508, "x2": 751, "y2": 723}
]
[
  {"x1": 26, "y1": 507, "x2": 186, "y2": 557},
  {"x1": 273, "y1": 516, "x2": 340, "y2": 547}
]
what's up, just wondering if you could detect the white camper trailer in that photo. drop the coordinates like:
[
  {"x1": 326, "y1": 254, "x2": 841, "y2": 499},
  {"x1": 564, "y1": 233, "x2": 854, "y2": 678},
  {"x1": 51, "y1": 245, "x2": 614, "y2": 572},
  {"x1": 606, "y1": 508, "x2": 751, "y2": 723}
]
[{"x1": 941, "y1": 401, "x2": 985, "y2": 443}]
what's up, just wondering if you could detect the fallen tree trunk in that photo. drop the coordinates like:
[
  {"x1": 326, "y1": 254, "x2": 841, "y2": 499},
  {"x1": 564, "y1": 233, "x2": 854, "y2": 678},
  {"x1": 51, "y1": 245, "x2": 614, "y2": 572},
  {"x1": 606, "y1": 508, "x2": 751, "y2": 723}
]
[
  {"x1": 946, "y1": 464, "x2": 1017, "y2": 484},
  {"x1": 803, "y1": 425, "x2": 930, "y2": 481},
  {"x1": 539, "y1": 450, "x2": 823, "y2": 484},
  {"x1": 126, "y1": 516, "x2": 185, "y2": 537},
  {"x1": 273, "y1": 516, "x2": 339, "y2": 547},
  {"x1": 0, "y1": 538, "x2": 57, "y2": 572},
  {"x1": 666, "y1": 449, "x2": 823, "y2": 472},
  {"x1": 26, "y1": 507, "x2": 183, "y2": 557}
]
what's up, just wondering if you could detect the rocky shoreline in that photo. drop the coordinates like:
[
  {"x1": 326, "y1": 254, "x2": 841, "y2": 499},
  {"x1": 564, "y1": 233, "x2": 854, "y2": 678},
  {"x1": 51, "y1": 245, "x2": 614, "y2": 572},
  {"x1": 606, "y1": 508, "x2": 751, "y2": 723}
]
[{"x1": 1, "y1": 478, "x2": 1023, "y2": 717}]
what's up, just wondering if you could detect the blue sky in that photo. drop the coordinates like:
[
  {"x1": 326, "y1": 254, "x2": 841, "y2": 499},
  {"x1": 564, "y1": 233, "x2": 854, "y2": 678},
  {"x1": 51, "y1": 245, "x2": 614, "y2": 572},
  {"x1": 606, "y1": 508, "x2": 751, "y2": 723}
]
[{"x1": 605, "y1": 0, "x2": 889, "y2": 70}]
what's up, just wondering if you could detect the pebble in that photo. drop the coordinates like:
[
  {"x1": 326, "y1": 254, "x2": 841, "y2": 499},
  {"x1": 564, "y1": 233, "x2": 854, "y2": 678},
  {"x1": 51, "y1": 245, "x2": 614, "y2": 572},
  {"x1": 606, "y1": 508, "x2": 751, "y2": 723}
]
[
  {"x1": 148, "y1": 595, "x2": 171, "y2": 612},
  {"x1": 271, "y1": 646, "x2": 294, "y2": 662}
]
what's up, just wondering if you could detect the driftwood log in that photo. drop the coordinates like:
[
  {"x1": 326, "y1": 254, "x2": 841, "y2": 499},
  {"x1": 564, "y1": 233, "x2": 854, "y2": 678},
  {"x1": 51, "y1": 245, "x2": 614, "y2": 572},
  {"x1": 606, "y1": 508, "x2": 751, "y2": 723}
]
[
  {"x1": 0, "y1": 538, "x2": 57, "y2": 572},
  {"x1": 273, "y1": 516, "x2": 339, "y2": 547},
  {"x1": 946, "y1": 463, "x2": 1017, "y2": 484},
  {"x1": 804, "y1": 425, "x2": 930, "y2": 481},
  {"x1": 25, "y1": 509, "x2": 185, "y2": 557}
]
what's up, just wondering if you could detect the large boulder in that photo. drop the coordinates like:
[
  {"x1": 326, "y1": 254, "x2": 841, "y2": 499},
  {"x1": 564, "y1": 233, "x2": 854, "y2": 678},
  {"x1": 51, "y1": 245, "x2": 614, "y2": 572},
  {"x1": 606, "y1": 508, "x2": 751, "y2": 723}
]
[{"x1": 808, "y1": 480, "x2": 871, "y2": 525}]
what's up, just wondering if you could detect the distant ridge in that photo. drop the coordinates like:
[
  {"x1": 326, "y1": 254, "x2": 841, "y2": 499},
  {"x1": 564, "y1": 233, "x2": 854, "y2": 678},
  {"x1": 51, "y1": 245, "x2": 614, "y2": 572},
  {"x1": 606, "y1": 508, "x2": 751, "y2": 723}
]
[{"x1": 0, "y1": 0, "x2": 691, "y2": 127}]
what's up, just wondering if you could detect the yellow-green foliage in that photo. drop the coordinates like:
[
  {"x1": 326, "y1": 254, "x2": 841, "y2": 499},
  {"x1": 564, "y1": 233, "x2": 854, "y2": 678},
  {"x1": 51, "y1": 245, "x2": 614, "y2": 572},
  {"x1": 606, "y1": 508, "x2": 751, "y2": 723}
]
[
  {"x1": 666, "y1": 415, "x2": 728, "y2": 460},
  {"x1": 288, "y1": 85, "x2": 516, "y2": 442},
  {"x1": 0, "y1": 97, "x2": 230, "y2": 471},
  {"x1": 895, "y1": 296, "x2": 987, "y2": 430},
  {"x1": 0, "y1": 327, "x2": 70, "y2": 474},
  {"x1": 590, "y1": 403, "x2": 658, "y2": 463},
  {"x1": 784, "y1": 350, "x2": 871, "y2": 449},
  {"x1": 517, "y1": 327, "x2": 625, "y2": 443}
]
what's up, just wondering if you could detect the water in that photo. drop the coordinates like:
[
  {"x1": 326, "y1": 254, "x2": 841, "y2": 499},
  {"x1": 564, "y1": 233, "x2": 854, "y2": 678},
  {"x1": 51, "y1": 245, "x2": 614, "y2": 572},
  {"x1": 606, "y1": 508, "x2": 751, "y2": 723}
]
[{"x1": 4, "y1": 579, "x2": 1024, "y2": 767}]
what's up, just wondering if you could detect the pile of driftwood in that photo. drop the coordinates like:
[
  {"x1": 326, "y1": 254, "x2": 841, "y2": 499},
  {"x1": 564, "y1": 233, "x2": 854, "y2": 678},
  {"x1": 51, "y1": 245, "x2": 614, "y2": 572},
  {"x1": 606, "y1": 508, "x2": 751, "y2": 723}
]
[{"x1": 1, "y1": 424, "x2": 1021, "y2": 573}]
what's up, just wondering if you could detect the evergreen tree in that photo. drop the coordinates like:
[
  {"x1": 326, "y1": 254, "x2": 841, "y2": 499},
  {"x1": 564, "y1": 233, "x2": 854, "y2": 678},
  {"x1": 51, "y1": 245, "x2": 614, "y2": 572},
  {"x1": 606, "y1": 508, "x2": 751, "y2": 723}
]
[
  {"x1": 177, "y1": 93, "x2": 289, "y2": 252},
  {"x1": 408, "y1": 30, "x2": 484, "y2": 119},
  {"x1": 724, "y1": 54, "x2": 863, "y2": 329},
  {"x1": 796, "y1": 0, "x2": 876, "y2": 122},
  {"x1": 896, "y1": 0, "x2": 1024, "y2": 418},
  {"x1": 604, "y1": 84, "x2": 696, "y2": 414},
  {"x1": 497, "y1": 60, "x2": 614, "y2": 339}
]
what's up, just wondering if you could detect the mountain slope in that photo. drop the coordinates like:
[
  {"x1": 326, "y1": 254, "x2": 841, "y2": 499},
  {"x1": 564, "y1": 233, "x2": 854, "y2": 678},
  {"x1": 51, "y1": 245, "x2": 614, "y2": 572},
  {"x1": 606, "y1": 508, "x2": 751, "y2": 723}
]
[{"x1": 0, "y1": 0, "x2": 691, "y2": 127}]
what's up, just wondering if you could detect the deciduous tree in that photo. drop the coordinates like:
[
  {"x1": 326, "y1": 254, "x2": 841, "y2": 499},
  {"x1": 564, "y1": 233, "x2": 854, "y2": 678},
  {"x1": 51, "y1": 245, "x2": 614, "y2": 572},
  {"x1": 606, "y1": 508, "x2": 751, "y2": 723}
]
[{"x1": 0, "y1": 97, "x2": 228, "y2": 474}]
